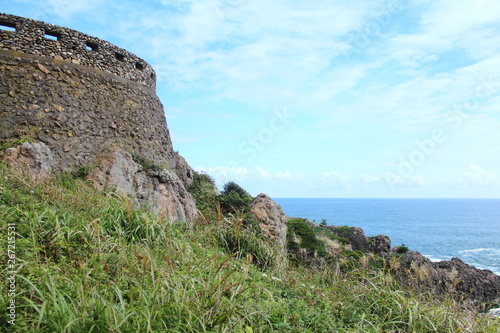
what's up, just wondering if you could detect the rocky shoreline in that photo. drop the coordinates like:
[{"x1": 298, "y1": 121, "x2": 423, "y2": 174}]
[{"x1": 281, "y1": 215, "x2": 500, "y2": 311}]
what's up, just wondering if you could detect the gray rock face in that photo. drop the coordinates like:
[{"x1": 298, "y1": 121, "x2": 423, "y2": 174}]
[
  {"x1": 367, "y1": 235, "x2": 391, "y2": 256},
  {"x1": 325, "y1": 225, "x2": 369, "y2": 252},
  {"x1": 394, "y1": 251, "x2": 500, "y2": 309},
  {"x1": 2, "y1": 142, "x2": 53, "y2": 178},
  {"x1": 87, "y1": 146, "x2": 197, "y2": 222},
  {"x1": 250, "y1": 193, "x2": 288, "y2": 260}
]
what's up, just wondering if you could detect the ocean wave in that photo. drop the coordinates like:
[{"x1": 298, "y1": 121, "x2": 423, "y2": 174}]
[
  {"x1": 423, "y1": 254, "x2": 452, "y2": 262},
  {"x1": 459, "y1": 248, "x2": 500, "y2": 255},
  {"x1": 423, "y1": 252, "x2": 500, "y2": 275},
  {"x1": 456, "y1": 248, "x2": 500, "y2": 275}
]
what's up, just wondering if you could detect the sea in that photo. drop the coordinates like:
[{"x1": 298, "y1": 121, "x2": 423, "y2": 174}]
[{"x1": 273, "y1": 198, "x2": 500, "y2": 276}]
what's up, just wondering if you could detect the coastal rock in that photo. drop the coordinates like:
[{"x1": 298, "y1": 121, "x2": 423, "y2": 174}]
[
  {"x1": 87, "y1": 146, "x2": 197, "y2": 222},
  {"x1": 1, "y1": 142, "x2": 53, "y2": 178},
  {"x1": 325, "y1": 225, "x2": 369, "y2": 252},
  {"x1": 171, "y1": 152, "x2": 194, "y2": 189},
  {"x1": 250, "y1": 194, "x2": 288, "y2": 261},
  {"x1": 394, "y1": 251, "x2": 500, "y2": 309},
  {"x1": 367, "y1": 235, "x2": 391, "y2": 256}
]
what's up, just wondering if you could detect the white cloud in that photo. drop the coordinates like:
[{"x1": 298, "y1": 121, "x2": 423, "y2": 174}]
[
  {"x1": 7, "y1": 0, "x2": 500, "y2": 198},
  {"x1": 384, "y1": 173, "x2": 428, "y2": 188},
  {"x1": 321, "y1": 171, "x2": 352, "y2": 188},
  {"x1": 362, "y1": 174, "x2": 382, "y2": 185},
  {"x1": 33, "y1": 0, "x2": 103, "y2": 19},
  {"x1": 458, "y1": 164, "x2": 498, "y2": 187},
  {"x1": 388, "y1": 0, "x2": 500, "y2": 65},
  {"x1": 197, "y1": 165, "x2": 249, "y2": 185}
]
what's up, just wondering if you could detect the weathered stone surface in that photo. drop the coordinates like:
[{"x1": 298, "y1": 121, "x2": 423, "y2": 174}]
[
  {"x1": 2, "y1": 142, "x2": 53, "y2": 178},
  {"x1": 367, "y1": 235, "x2": 391, "y2": 256},
  {"x1": 325, "y1": 225, "x2": 369, "y2": 252},
  {"x1": 87, "y1": 146, "x2": 197, "y2": 222},
  {"x1": 0, "y1": 15, "x2": 197, "y2": 221},
  {"x1": 0, "y1": 52, "x2": 175, "y2": 173},
  {"x1": 250, "y1": 194, "x2": 288, "y2": 259},
  {"x1": 0, "y1": 13, "x2": 155, "y2": 89},
  {"x1": 394, "y1": 251, "x2": 500, "y2": 309}
]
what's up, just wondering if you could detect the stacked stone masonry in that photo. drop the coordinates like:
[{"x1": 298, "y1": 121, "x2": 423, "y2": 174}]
[
  {"x1": 0, "y1": 13, "x2": 196, "y2": 220},
  {"x1": 0, "y1": 53, "x2": 174, "y2": 172},
  {"x1": 0, "y1": 13, "x2": 194, "y2": 205},
  {"x1": 0, "y1": 13, "x2": 155, "y2": 90}
]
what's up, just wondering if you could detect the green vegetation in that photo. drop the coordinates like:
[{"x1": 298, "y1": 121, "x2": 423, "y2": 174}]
[
  {"x1": 314, "y1": 226, "x2": 350, "y2": 246},
  {"x1": 0, "y1": 137, "x2": 32, "y2": 151},
  {"x1": 287, "y1": 218, "x2": 328, "y2": 258},
  {"x1": 131, "y1": 153, "x2": 168, "y2": 172},
  {"x1": 333, "y1": 225, "x2": 356, "y2": 236},
  {"x1": 394, "y1": 243, "x2": 410, "y2": 254},
  {"x1": 188, "y1": 176, "x2": 256, "y2": 225},
  {"x1": 218, "y1": 181, "x2": 253, "y2": 215},
  {"x1": 188, "y1": 172, "x2": 219, "y2": 221},
  {"x1": 71, "y1": 163, "x2": 97, "y2": 179},
  {"x1": 1, "y1": 165, "x2": 498, "y2": 332}
]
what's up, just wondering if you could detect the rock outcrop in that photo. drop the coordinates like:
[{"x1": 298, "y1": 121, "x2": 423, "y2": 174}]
[
  {"x1": 87, "y1": 146, "x2": 197, "y2": 222},
  {"x1": 367, "y1": 234, "x2": 391, "y2": 256},
  {"x1": 324, "y1": 225, "x2": 390, "y2": 256},
  {"x1": 0, "y1": 14, "x2": 198, "y2": 221},
  {"x1": 394, "y1": 251, "x2": 500, "y2": 309},
  {"x1": 250, "y1": 194, "x2": 288, "y2": 261},
  {"x1": 2, "y1": 142, "x2": 53, "y2": 178}
]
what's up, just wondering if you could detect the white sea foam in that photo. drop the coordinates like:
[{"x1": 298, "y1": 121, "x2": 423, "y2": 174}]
[
  {"x1": 488, "y1": 308, "x2": 500, "y2": 318},
  {"x1": 423, "y1": 254, "x2": 452, "y2": 262},
  {"x1": 423, "y1": 252, "x2": 500, "y2": 275},
  {"x1": 459, "y1": 248, "x2": 500, "y2": 255}
]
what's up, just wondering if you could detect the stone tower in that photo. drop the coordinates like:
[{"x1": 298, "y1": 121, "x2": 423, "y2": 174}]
[{"x1": 0, "y1": 13, "x2": 197, "y2": 221}]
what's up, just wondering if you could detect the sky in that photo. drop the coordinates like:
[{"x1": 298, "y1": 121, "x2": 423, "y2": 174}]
[{"x1": 2, "y1": 0, "x2": 500, "y2": 198}]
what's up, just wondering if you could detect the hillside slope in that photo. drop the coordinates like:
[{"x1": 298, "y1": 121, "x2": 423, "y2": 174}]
[{"x1": 1, "y1": 165, "x2": 498, "y2": 332}]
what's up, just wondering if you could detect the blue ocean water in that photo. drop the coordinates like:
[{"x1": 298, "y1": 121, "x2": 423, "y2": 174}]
[{"x1": 273, "y1": 198, "x2": 500, "y2": 275}]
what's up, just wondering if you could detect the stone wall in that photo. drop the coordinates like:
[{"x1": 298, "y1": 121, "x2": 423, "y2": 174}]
[
  {"x1": 0, "y1": 52, "x2": 183, "y2": 174},
  {"x1": 0, "y1": 14, "x2": 196, "y2": 221},
  {"x1": 0, "y1": 13, "x2": 155, "y2": 90}
]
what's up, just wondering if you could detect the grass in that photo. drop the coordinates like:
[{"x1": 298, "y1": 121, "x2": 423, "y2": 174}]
[{"x1": 0, "y1": 165, "x2": 499, "y2": 332}]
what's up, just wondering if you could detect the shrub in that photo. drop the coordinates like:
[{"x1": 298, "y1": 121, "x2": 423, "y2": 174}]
[
  {"x1": 287, "y1": 218, "x2": 328, "y2": 258},
  {"x1": 315, "y1": 227, "x2": 350, "y2": 246},
  {"x1": 334, "y1": 225, "x2": 355, "y2": 236},
  {"x1": 72, "y1": 163, "x2": 97, "y2": 179},
  {"x1": 394, "y1": 243, "x2": 410, "y2": 254},
  {"x1": 218, "y1": 181, "x2": 253, "y2": 215},
  {"x1": 188, "y1": 171, "x2": 218, "y2": 219}
]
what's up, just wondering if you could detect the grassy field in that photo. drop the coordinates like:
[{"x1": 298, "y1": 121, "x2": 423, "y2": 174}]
[{"x1": 1, "y1": 165, "x2": 499, "y2": 332}]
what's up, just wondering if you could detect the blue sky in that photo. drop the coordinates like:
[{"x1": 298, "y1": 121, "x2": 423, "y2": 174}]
[{"x1": 3, "y1": 0, "x2": 500, "y2": 198}]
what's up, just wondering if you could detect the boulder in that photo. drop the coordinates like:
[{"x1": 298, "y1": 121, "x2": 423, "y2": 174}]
[
  {"x1": 250, "y1": 193, "x2": 288, "y2": 260},
  {"x1": 325, "y1": 225, "x2": 369, "y2": 252},
  {"x1": 394, "y1": 251, "x2": 500, "y2": 309},
  {"x1": 2, "y1": 141, "x2": 53, "y2": 178},
  {"x1": 87, "y1": 146, "x2": 197, "y2": 222},
  {"x1": 368, "y1": 235, "x2": 391, "y2": 256}
]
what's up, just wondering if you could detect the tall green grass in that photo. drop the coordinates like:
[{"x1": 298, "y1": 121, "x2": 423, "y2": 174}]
[{"x1": 0, "y1": 165, "x2": 498, "y2": 332}]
